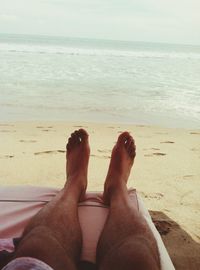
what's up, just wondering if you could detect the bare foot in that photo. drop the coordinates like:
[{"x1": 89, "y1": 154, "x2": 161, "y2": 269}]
[
  {"x1": 66, "y1": 129, "x2": 90, "y2": 198},
  {"x1": 103, "y1": 132, "x2": 136, "y2": 204}
]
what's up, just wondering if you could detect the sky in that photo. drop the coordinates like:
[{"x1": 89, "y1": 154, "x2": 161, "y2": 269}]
[{"x1": 0, "y1": 0, "x2": 200, "y2": 45}]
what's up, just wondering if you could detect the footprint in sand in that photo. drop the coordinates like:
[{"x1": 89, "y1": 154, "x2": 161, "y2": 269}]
[
  {"x1": 183, "y1": 175, "x2": 194, "y2": 179},
  {"x1": 98, "y1": 149, "x2": 111, "y2": 154},
  {"x1": 153, "y1": 152, "x2": 166, "y2": 156},
  {"x1": 90, "y1": 154, "x2": 111, "y2": 159},
  {"x1": 190, "y1": 132, "x2": 200, "y2": 135},
  {"x1": 20, "y1": 140, "x2": 37, "y2": 143},
  {"x1": 143, "y1": 148, "x2": 160, "y2": 151},
  {"x1": 103, "y1": 155, "x2": 111, "y2": 159},
  {"x1": 0, "y1": 155, "x2": 14, "y2": 159},
  {"x1": 36, "y1": 126, "x2": 54, "y2": 131},
  {"x1": 73, "y1": 125, "x2": 88, "y2": 128},
  {"x1": 107, "y1": 126, "x2": 115, "y2": 129},
  {"x1": 160, "y1": 141, "x2": 175, "y2": 144},
  {"x1": 34, "y1": 150, "x2": 65, "y2": 155},
  {"x1": 0, "y1": 130, "x2": 16, "y2": 133},
  {"x1": 144, "y1": 152, "x2": 166, "y2": 157},
  {"x1": 136, "y1": 125, "x2": 146, "y2": 127},
  {"x1": 190, "y1": 148, "x2": 200, "y2": 152},
  {"x1": 141, "y1": 192, "x2": 164, "y2": 200}
]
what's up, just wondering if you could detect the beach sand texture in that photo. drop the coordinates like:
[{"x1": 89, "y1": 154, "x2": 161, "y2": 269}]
[{"x1": 0, "y1": 122, "x2": 200, "y2": 269}]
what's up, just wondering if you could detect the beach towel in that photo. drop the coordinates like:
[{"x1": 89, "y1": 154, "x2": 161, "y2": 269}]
[{"x1": 0, "y1": 186, "x2": 175, "y2": 269}]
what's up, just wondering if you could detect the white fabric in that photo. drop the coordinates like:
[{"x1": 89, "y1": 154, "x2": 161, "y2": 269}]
[
  {"x1": 137, "y1": 196, "x2": 175, "y2": 270},
  {"x1": 2, "y1": 257, "x2": 54, "y2": 270}
]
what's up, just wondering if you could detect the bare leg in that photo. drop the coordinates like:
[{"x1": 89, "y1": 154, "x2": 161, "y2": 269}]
[
  {"x1": 13, "y1": 129, "x2": 90, "y2": 270},
  {"x1": 97, "y1": 132, "x2": 160, "y2": 270}
]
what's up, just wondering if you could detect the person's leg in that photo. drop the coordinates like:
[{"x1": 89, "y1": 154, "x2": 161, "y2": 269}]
[
  {"x1": 96, "y1": 132, "x2": 160, "y2": 270},
  {"x1": 13, "y1": 129, "x2": 90, "y2": 270}
]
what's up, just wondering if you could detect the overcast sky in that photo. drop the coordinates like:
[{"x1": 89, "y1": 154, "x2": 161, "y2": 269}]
[{"x1": 0, "y1": 0, "x2": 200, "y2": 45}]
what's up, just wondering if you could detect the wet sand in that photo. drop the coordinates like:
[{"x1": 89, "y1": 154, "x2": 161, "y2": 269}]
[{"x1": 0, "y1": 121, "x2": 200, "y2": 269}]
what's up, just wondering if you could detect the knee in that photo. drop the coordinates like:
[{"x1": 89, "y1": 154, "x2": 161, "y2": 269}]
[{"x1": 98, "y1": 236, "x2": 160, "y2": 270}]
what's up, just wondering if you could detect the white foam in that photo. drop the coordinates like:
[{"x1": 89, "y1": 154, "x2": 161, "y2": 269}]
[{"x1": 0, "y1": 42, "x2": 200, "y2": 60}]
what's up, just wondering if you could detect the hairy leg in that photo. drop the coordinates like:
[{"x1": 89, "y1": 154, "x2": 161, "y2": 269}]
[
  {"x1": 13, "y1": 129, "x2": 90, "y2": 270},
  {"x1": 97, "y1": 132, "x2": 160, "y2": 270}
]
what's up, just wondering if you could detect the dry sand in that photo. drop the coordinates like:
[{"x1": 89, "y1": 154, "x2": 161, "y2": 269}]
[{"x1": 0, "y1": 121, "x2": 200, "y2": 269}]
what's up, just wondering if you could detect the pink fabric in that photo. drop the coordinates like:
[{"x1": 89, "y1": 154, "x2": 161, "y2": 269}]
[
  {"x1": 0, "y1": 186, "x2": 175, "y2": 269},
  {"x1": 0, "y1": 186, "x2": 58, "y2": 238},
  {"x1": 79, "y1": 199, "x2": 109, "y2": 262},
  {"x1": 0, "y1": 186, "x2": 137, "y2": 263},
  {"x1": 0, "y1": 239, "x2": 14, "y2": 252}
]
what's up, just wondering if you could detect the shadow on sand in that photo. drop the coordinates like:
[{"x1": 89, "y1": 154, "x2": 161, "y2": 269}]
[{"x1": 150, "y1": 211, "x2": 200, "y2": 270}]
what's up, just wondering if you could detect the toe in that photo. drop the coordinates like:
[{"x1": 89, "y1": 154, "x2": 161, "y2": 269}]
[
  {"x1": 128, "y1": 137, "x2": 134, "y2": 149},
  {"x1": 78, "y1": 129, "x2": 89, "y2": 142},
  {"x1": 117, "y1": 131, "x2": 130, "y2": 146},
  {"x1": 128, "y1": 141, "x2": 136, "y2": 158},
  {"x1": 67, "y1": 130, "x2": 79, "y2": 149},
  {"x1": 125, "y1": 136, "x2": 133, "y2": 150},
  {"x1": 66, "y1": 137, "x2": 73, "y2": 151},
  {"x1": 71, "y1": 130, "x2": 81, "y2": 145}
]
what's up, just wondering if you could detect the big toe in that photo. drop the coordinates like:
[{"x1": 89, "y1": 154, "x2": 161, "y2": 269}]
[
  {"x1": 117, "y1": 131, "x2": 130, "y2": 146},
  {"x1": 78, "y1": 128, "x2": 89, "y2": 143}
]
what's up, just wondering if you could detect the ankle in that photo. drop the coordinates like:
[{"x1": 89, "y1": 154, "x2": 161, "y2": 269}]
[
  {"x1": 103, "y1": 180, "x2": 128, "y2": 204},
  {"x1": 67, "y1": 172, "x2": 87, "y2": 183}
]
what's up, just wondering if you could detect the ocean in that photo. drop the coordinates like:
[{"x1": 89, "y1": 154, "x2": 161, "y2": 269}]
[{"x1": 0, "y1": 33, "x2": 200, "y2": 128}]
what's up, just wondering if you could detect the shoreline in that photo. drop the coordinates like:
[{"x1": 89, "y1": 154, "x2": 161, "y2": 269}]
[
  {"x1": 0, "y1": 119, "x2": 200, "y2": 130},
  {"x1": 0, "y1": 121, "x2": 200, "y2": 269}
]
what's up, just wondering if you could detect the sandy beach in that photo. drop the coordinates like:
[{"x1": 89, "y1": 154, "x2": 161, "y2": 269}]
[{"x1": 0, "y1": 121, "x2": 200, "y2": 269}]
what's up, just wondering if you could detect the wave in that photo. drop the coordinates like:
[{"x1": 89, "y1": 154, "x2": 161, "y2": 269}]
[{"x1": 1, "y1": 42, "x2": 200, "y2": 60}]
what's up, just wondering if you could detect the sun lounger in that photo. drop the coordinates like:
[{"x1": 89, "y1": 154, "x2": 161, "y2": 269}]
[{"x1": 0, "y1": 186, "x2": 175, "y2": 269}]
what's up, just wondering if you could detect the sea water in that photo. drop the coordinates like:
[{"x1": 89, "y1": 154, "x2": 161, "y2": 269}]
[{"x1": 0, "y1": 33, "x2": 200, "y2": 128}]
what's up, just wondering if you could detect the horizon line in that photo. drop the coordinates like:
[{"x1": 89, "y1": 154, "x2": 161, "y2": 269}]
[{"x1": 0, "y1": 32, "x2": 200, "y2": 47}]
